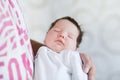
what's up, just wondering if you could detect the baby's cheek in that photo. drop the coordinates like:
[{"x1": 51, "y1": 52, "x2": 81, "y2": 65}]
[{"x1": 68, "y1": 42, "x2": 77, "y2": 50}]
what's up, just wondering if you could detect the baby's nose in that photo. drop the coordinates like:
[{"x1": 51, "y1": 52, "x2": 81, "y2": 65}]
[{"x1": 58, "y1": 32, "x2": 67, "y2": 38}]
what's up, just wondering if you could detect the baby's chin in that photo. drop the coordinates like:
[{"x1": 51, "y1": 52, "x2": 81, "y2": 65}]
[{"x1": 51, "y1": 46, "x2": 64, "y2": 53}]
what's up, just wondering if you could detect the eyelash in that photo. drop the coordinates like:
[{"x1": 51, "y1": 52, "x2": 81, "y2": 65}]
[
  {"x1": 68, "y1": 35, "x2": 73, "y2": 39},
  {"x1": 54, "y1": 29, "x2": 60, "y2": 32}
]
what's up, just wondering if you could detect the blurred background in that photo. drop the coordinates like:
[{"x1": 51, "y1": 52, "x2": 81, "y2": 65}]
[{"x1": 20, "y1": 0, "x2": 120, "y2": 80}]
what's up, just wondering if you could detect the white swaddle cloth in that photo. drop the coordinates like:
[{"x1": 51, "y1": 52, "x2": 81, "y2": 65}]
[{"x1": 34, "y1": 46, "x2": 87, "y2": 80}]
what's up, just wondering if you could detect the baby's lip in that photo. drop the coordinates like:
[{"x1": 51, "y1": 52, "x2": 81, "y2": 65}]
[{"x1": 55, "y1": 39, "x2": 64, "y2": 45}]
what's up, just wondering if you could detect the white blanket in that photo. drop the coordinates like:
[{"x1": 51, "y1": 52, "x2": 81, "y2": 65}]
[{"x1": 34, "y1": 46, "x2": 87, "y2": 80}]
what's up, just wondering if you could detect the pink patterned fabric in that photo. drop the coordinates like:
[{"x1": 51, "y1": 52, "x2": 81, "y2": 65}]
[{"x1": 0, "y1": 0, "x2": 33, "y2": 80}]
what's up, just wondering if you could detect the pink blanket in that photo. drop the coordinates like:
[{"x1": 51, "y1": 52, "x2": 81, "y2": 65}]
[{"x1": 0, "y1": 0, "x2": 33, "y2": 80}]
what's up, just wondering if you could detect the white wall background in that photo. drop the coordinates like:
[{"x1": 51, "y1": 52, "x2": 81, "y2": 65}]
[{"x1": 20, "y1": 0, "x2": 120, "y2": 80}]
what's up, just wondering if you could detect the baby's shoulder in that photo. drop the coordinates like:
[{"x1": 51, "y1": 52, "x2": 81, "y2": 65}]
[
  {"x1": 61, "y1": 50, "x2": 79, "y2": 54},
  {"x1": 60, "y1": 50, "x2": 80, "y2": 58}
]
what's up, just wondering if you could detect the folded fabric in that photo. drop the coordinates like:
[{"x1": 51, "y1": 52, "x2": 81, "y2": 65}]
[{"x1": 34, "y1": 46, "x2": 87, "y2": 80}]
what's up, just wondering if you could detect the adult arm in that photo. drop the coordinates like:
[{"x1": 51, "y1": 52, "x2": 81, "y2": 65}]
[{"x1": 30, "y1": 39, "x2": 44, "y2": 56}]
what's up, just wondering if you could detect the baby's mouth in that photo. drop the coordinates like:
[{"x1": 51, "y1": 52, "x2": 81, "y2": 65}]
[{"x1": 55, "y1": 39, "x2": 64, "y2": 45}]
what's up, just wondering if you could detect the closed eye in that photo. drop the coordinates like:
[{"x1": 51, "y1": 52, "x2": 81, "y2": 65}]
[
  {"x1": 68, "y1": 35, "x2": 73, "y2": 39},
  {"x1": 54, "y1": 30, "x2": 59, "y2": 32},
  {"x1": 53, "y1": 28, "x2": 61, "y2": 33}
]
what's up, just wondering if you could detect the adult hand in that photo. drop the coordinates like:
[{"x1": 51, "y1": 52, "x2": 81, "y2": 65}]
[{"x1": 80, "y1": 53, "x2": 96, "y2": 80}]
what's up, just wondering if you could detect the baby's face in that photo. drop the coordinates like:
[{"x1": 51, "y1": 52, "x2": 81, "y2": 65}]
[{"x1": 44, "y1": 19, "x2": 79, "y2": 53}]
